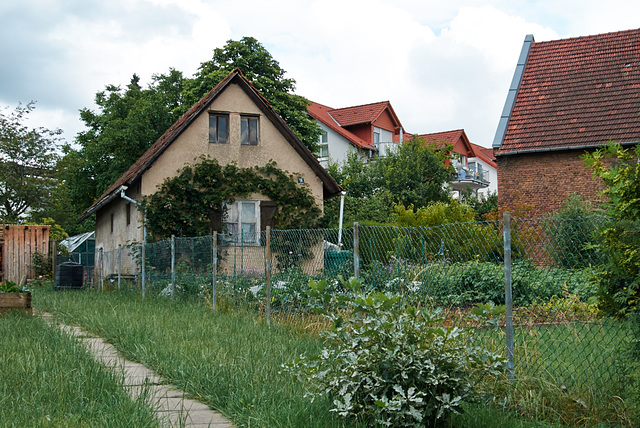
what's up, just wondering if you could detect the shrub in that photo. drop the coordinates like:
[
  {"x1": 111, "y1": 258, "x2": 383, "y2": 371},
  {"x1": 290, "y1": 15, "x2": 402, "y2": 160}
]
[
  {"x1": 545, "y1": 194, "x2": 602, "y2": 268},
  {"x1": 31, "y1": 251, "x2": 53, "y2": 279},
  {"x1": 284, "y1": 277, "x2": 506, "y2": 427}
]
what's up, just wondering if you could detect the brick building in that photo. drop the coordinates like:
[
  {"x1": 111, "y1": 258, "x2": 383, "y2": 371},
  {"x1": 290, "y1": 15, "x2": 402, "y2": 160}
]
[{"x1": 493, "y1": 29, "x2": 640, "y2": 217}]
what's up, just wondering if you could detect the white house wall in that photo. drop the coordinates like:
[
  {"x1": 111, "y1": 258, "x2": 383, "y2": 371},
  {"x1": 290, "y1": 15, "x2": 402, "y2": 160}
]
[
  {"x1": 470, "y1": 157, "x2": 497, "y2": 197},
  {"x1": 317, "y1": 122, "x2": 358, "y2": 167}
]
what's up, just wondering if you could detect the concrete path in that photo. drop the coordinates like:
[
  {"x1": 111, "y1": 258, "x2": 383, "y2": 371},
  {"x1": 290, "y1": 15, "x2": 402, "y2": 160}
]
[{"x1": 40, "y1": 313, "x2": 234, "y2": 428}]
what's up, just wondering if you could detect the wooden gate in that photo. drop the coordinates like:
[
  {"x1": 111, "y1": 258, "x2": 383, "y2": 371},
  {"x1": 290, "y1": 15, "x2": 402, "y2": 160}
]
[{"x1": 1, "y1": 225, "x2": 50, "y2": 284}]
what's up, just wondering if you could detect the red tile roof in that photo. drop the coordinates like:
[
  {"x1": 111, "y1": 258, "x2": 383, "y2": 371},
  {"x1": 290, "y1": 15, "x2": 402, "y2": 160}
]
[
  {"x1": 328, "y1": 101, "x2": 395, "y2": 127},
  {"x1": 406, "y1": 129, "x2": 497, "y2": 169},
  {"x1": 498, "y1": 28, "x2": 640, "y2": 154},
  {"x1": 469, "y1": 142, "x2": 497, "y2": 169},
  {"x1": 418, "y1": 129, "x2": 467, "y2": 147},
  {"x1": 80, "y1": 69, "x2": 341, "y2": 221},
  {"x1": 307, "y1": 102, "x2": 375, "y2": 150}
]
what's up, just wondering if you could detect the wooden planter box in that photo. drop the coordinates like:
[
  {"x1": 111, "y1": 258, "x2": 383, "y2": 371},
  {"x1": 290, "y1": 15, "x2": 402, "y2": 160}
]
[{"x1": 0, "y1": 292, "x2": 32, "y2": 315}]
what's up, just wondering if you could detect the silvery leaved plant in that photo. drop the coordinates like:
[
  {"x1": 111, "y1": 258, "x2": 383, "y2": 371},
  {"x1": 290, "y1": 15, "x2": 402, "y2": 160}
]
[{"x1": 283, "y1": 276, "x2": 506, "y2": 427}]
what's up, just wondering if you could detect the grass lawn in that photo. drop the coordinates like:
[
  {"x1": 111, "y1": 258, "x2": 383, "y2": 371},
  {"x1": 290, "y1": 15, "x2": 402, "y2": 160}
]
[
  {"x1": 0, "y1": 310, "x2": 158, "y2": 427},
  {"x1": 31, "y1": 285, "x2": 566, "y2": 427}
]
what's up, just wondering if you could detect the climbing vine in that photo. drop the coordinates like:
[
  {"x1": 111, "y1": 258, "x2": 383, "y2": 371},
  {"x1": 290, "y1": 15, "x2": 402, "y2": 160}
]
[{"x1": 142, "y1": 157, "x2": 321, "y2": 239}]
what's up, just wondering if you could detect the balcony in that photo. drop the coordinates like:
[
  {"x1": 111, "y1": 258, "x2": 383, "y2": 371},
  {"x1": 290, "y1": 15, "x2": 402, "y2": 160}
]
[{"x1": 449, "y1": 165, "x2": 490, "y2": 192}]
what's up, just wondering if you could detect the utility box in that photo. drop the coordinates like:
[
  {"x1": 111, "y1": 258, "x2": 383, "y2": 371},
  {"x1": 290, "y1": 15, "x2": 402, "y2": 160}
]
[
  {"x1": 325, "y1": 250, "x2": 350, "y2": 272},
  {"x1": 55, "y1": 262, "x2": 84, "y2": 290}
]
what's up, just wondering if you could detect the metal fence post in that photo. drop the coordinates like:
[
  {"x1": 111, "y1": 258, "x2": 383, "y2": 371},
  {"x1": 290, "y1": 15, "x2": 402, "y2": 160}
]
[
  {"x1": 212, "y1": 232, "x2": 217, "y2": 311},
  {"x1": 50, "y1": 240, "x2": 58, "y2": 279},
  {"x1": 266, "y1": 226, "x2": 271, "y2": 326},
  {"x1": 353, "y1": 222, "x2": 360, "y2": 279},
  {"x1": 98, "y1": 248, "x2": 103, "y2": 292},
  {"x1": 503, "y1": 211, "x2": 515, "y2": 381},
  {"x1": 141, "y1": 241, "x2": 146, "y2": 299},
  {"x1": 171, "y1": 235, "x2": 176, "y2": 300},
  {"x1": 117, "y1": 244, "x2": 122, "y2": 291}
]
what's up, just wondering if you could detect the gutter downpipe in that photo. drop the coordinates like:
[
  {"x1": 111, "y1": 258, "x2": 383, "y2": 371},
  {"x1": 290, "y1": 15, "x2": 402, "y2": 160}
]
[
  {"x1": 120, "y1": 186, "x2": 146, "y2": 299},
  {"x1": 338, "y1": 191, "x2": 346, "y2": 247}
]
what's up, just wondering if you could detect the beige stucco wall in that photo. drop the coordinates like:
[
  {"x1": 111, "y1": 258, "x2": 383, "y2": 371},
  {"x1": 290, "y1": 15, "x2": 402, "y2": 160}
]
[
  {"x1": 95, "y1": 185, "x2": 144, "y2": 276},
  {"x1": 142, "y1": 83, "x2": 324, "y2": 209}
]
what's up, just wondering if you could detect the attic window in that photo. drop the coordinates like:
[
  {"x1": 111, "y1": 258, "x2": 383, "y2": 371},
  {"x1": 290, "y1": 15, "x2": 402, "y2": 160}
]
[
  {"x1": 209, "y1": 113, "x2": 229, "y2": 144},
  {"x1": 241, "y1": 116, "x2": 259, "y2": 146}
]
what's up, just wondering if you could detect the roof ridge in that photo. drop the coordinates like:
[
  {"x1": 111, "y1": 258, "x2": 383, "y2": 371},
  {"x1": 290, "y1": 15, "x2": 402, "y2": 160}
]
[
  {"x1": 328, "y1": 100, "x2": 390, "y2": 112},
  {"x1": 534, "y1": 27, "x2": 640, "y2": 46}
]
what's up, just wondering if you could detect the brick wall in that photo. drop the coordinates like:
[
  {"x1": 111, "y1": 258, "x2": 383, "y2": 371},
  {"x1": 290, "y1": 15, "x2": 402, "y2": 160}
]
[{"x1": 497, "y1": 149, "x2": 606, "y2": 218}]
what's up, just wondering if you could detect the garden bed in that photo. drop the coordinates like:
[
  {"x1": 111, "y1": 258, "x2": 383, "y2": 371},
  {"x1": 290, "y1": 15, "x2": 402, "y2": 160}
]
[{"x1": 0, "y1": 292, "x2": 32, "y2": 315}]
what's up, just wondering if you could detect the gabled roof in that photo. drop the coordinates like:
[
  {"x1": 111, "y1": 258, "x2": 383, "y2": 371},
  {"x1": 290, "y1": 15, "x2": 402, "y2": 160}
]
[
  {"x1": 469, "y1": 142, "x2": 497, "y2": 169},
  {"x1": 80, "y1": 69, "x2": 341, "y2": 221},
  {"x1": 407, "y1": 129, "x2": 497, "y2": 169},
  {"x1": 307, "y1": 102, "x2": 375, "y2": 150},
  {"x1": 61, "y1": 231, "x2": 95, "y2": 252},
  {"x1": 495, "y1": 28, "x2": 640, "y2": 155},
  {"x1": 418, "y1": 129, "x2": 468, "y2": 148},
  {"x1": 328, "y1": 101, "x2": 403, "y2": 129}
]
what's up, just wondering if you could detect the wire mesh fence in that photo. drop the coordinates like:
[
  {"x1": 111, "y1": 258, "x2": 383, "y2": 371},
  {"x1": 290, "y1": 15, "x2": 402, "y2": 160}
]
[{"x1": 93, "y1": 215, "x2": 631, "y2": 393}]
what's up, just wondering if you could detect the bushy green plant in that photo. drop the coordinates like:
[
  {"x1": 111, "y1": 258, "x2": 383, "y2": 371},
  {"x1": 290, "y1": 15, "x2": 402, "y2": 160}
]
[
  {"x1": 31, "y1": 251, "x2": 53, "y2": 279},
  {"x1": 284, "y1": 277, "x2": 506, "y2": 427},
  {"x1": 583, "y1": 143, "x2": 640, "y2": 317},
  {"x1": 394, "y1": 200, "x2": 475, "y2": 227},
  {"x1": 0, "y1": 280, "x2": 27, "y2": 293},
  {"x1": 546, "y1": 194, "x2": 602, "y2": 268}
]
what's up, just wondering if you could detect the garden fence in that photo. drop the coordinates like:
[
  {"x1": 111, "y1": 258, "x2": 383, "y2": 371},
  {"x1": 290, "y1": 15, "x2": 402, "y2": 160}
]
[{"x1": 94, "y1": 214, "x2": 630, "y2": 393}]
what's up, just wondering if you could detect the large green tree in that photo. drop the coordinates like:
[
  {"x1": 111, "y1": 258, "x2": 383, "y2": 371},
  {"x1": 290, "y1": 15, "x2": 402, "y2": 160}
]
[
  {"x1": 321, "y1": 137, "x2": 453, "y2": 227},
  {"x1": 68, "y1": 70, "x2": 185, "y2": 211},
  {"x1": 0, "y1": 102, "x2": 61, "y2": 223},
  {"x1": 376, "y1": 136, "x2": 452, "y2": 208}
]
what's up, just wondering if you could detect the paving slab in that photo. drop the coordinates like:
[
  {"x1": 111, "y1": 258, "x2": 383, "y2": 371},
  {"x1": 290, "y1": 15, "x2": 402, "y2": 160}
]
[{"x1": 40, "y1": 312, "x2": 234, "y2": 427}]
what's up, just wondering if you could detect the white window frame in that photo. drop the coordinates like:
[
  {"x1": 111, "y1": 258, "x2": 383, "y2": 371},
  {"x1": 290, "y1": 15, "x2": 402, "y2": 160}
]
[
  {"x1": 224, "y1": 199, "x2": 261, "y2": 244},
  {"x1": 318, "y1": 130, "x2": 329, "y2": 158}
]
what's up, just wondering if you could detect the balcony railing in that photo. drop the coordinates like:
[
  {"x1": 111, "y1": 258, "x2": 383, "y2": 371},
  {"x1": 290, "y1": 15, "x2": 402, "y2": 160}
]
[
  {"x1": 449, "y1": 166, "x2": 490, "y2": 192},
  {"x1": 453, "y1": 167, "x2": 489, "y2": 184}
]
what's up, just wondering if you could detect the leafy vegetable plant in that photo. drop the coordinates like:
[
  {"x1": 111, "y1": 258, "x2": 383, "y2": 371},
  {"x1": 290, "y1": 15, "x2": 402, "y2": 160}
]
[{"x1": 284, "y1": 277, "x2": 506, "y2": 427}]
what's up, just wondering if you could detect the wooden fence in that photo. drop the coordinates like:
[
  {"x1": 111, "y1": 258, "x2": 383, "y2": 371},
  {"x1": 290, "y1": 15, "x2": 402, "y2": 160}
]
[{"x1": 1, "y1": 224, "x2": 50, "y2": 284}]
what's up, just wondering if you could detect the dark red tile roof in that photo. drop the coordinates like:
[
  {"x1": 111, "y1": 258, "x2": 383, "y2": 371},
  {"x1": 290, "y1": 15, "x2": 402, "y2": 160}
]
[
  {"x1": 499, "y1": 28, "x2": 640, "y2": 154},
  {"x1": 407, "y1": 129, "x2": 497, "y2": 169},
  {"x1": 418, "y1": 129, "x2": 466, "y2": 147},
  {"x1": 325, "y1": 101, "x2": 404, "y2": 132},
  {"x1": 307, "y1": 102, "x2": 375, "y2": 150},
  {"x1": 328, "y1": 101, "x2": 392, "y2": 126},
  {"x1": 469, "y1": 142, "x2": 497, "y2": 169},
  {"x1": 80, "y1": 69, "x2": 341, "y2": 221}
]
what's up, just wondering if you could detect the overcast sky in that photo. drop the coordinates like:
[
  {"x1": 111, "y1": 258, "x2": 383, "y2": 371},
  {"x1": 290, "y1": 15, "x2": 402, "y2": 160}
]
[{"x1": 2, "y1": 0, "x2": 639, "y2": 150}]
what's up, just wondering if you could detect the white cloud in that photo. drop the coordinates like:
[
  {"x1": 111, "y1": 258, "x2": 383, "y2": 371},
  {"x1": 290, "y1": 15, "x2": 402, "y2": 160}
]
[{"x1": 2, "y1": 0, "x2": 640, "y2": 149}]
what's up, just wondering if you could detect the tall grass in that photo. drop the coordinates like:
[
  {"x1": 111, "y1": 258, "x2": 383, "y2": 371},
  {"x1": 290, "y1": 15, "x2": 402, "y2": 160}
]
[
  {"x1": 33, "y1": 286, "x2": 563, "y2": 427},
  {"x1": 0, "y1": 311, "x2": 158, "y2": 427},
  {"x1": 34, "y1": 287, "x2": 353, "y2": 428}
]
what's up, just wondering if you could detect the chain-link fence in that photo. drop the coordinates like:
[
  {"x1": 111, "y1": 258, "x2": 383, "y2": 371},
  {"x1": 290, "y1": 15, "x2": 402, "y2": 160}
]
[{"x1": 93, "y1": 214, "x2": 631, "y2": 393}]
